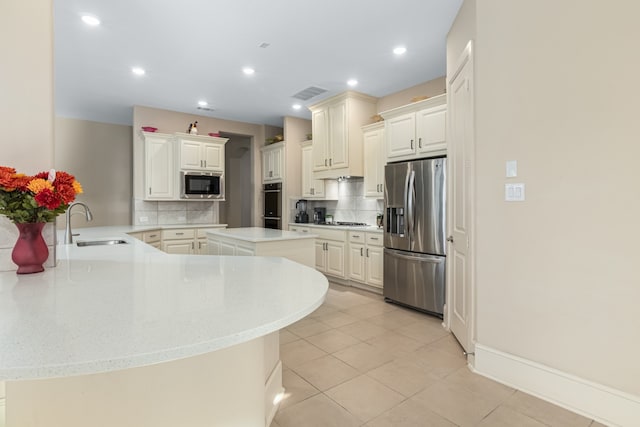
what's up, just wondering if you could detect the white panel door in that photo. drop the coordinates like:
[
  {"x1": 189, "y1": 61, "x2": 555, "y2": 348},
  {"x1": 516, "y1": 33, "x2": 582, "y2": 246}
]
[
  {"x1": 180, "y1": 141, "x2": 202, "y2": 170},
  {"x1": 328, "y1": 101, "x2": 347, "y2": 169},
  {"x1": 363, "y1": 128, "x2": 383, "y2": 198},
  {"x1": 202, "y1": 142, "x2": 223, "y2": 171},
  {"x1": 314, "y1": 240, "x2": 327, "y2": 272},
  {"x1": 447, "y1": 41, "x2": 475, "y2": 354},
  {"x1": 366, "y1": 245, "x2": 384, "y2": 288},
  {"x1": 326, "y1": 241, "x2": 345, "y2": 278},
  {"x1": 312, "y1": 109, "x2": 329, "y2": 171},
  {"x1": 416, "y1": 105, "x2": 447, "y2": 155},
  {"x1": 349, "y1": 243, "x2": 365, "y2": 282},
  {"x1": 146, "y1": 137, "x2": 174, "y2": 200},
  {"x1": 386, "y1": 113, "x2": 416, "y2": 160}
]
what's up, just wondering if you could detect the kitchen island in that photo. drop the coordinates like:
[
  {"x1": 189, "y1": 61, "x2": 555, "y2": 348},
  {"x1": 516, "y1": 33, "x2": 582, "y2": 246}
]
[
  {"x1": 207, "y1": 227, "x2": 317, "y2": 268},
  {"x1": 0, "y1": 226, "x2": 327, "y2": 427}
]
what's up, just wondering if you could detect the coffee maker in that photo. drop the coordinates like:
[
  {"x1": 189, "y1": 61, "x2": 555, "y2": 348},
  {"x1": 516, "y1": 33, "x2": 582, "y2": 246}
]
[
  {"x1": 313, "y1": 207, "x2": 326, "y2": 224},
  {"x1": 295, "y1": 199, "x2": 309, "y2": 223}
]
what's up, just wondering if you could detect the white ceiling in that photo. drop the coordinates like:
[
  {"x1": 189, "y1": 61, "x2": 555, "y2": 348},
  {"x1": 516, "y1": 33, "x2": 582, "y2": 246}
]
[{"x1": 54, "y1": 0, "x2": 463, "y2": 127}]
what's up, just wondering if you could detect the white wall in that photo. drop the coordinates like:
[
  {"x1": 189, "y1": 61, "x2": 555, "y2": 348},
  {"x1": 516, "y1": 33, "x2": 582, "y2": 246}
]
[
  {"x1": 448, "y1": 0, "x2": 640, "y2": 406},
  {"x1": 0, "y1": 0, "x2": 56, "y2": 272}
]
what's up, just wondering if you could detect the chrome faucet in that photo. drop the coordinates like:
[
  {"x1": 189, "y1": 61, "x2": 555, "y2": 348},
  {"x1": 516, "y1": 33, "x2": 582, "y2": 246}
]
[{"x1": 64, "y1": 201, "x2": 93, "y2": 244}]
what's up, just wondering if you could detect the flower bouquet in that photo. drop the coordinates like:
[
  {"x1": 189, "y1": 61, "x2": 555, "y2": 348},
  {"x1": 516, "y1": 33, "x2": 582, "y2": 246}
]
[{"x1": 0, "y1": 166, "x2": 83, "y2": 273}]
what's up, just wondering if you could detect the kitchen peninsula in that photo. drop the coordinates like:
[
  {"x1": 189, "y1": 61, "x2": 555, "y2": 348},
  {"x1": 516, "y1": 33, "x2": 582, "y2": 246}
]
[
  {"x1": 206, "y1": 227, "x2": 317, "y2": 268},
  {"x1": 0, "y1": 226, "x2": 328, "y2": 427}
]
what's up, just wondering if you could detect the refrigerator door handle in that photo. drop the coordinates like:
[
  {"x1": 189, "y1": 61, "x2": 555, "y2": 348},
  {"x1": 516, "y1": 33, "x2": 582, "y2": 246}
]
[{"x1": 407, "y1": 170, "x2": 416, "y2": 242}]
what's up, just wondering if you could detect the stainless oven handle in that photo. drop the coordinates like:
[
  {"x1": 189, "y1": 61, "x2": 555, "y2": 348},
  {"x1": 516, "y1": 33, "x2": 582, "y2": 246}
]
[
  {"x1": 263, "y1": 190, "x2": 281, "y2": 193},
  {"x1": 263, "y1": 216, "x2": 281, "y2": 220}
]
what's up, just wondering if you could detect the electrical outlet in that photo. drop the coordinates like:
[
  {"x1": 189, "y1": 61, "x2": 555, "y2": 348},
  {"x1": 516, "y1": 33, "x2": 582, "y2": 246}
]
[{"x1": 139, "y1": 216, "x2": 149, "y2": 223}]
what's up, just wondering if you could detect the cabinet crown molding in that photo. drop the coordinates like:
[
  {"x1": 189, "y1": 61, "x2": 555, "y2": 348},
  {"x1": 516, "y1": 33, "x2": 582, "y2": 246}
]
[
  {"x1": 308, "y1": 90, "x2": 378, "y2": 112},
  {"x1": 379, "y1": 93, "x2": 447, "y2": 119}
]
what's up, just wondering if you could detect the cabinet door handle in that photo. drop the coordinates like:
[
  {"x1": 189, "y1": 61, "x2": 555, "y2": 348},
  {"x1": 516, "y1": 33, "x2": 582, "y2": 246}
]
[
  {"x1": 204, "y1": 160, "x2": 207, "y2": 168},
  {"x1": 148, "y1": 187, "x2": 151, "y2": 195},
  {"x1": 325, "y1": 159, "x2": 328, "y2": 166},
  {"x1": 360, "y1": 247, "x2": 363, "y2": 256},
  {"x1": 418, "y1": 137, "x2": 422, "y2": 148},
  {"x1": 198, "y1": 242, "x2": 202, "y2": 249},
  {"x1": 191, "y1": 242, "x2": 195, "y2": 250},
  {"x1": 329, "y1": 158, "x2": 332, "y2": 166},
  {"x1": 311, "y1": 188, "x2": 314, "y2": 195},
  {"x1": 366, "y1": 248, "x2": 370, "y2": 257},
  {"x1": 410, "y1": 139, "x2": 414, "y2": 149}
]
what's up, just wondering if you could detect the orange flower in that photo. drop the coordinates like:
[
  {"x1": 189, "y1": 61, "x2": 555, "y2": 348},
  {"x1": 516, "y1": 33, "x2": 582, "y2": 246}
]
[
  {"x1": 26, "y1": 178, "x2": 54, "y2": 194},
  {"x1": 72, "y1": 180, "x2": 83, "y2": 194}
]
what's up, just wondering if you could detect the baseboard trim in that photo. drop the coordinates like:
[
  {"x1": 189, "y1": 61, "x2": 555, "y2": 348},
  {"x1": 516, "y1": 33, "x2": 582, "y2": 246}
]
[{"x1": 474, "y1": 344, "x2": 640, "y2": 427}]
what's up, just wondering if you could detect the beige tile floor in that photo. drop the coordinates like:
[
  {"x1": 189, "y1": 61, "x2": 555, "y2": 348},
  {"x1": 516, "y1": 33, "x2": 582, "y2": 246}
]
[{"x1": 273, "y1": 283, "x2": 607, "y2": 427}]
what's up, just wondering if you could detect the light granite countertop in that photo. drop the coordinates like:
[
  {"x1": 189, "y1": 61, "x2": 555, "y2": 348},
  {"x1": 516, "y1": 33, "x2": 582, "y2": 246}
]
[
  {"x1": 0, "y1": 226, "x2": 328, "y2": 381},
  {"x1": 206, "y1": 227, "x2": 318, "y2": 243}
]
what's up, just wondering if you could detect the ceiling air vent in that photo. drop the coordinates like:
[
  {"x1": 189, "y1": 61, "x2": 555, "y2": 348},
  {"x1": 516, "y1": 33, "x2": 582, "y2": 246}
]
[{"x1": 292, "y1": 86, "x2": 328, "y2": 101}]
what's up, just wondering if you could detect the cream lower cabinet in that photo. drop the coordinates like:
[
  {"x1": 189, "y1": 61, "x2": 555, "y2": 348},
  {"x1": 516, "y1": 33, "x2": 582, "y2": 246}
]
[
  {"x1": 162, "y1": 228, "x2": 196, "y2": 254},
  {"x1": 162, "y1": 227, "x2": 225, "y2": 254},
  {"x1": 348, "y1": 232, "x2": 383, "y2": 289},
  {"x1": 311, "y1": 228, "x2": 346, "y2": 279}
]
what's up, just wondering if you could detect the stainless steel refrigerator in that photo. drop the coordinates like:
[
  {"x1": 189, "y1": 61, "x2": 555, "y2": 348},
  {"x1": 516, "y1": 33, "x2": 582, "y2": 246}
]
[{"x1": 383, "y1": 157, "x2": 446, "y2": 317}]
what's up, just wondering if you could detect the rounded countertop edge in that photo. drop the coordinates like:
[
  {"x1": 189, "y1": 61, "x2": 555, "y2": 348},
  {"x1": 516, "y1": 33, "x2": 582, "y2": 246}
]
[
  {"x1": 0, "y1": 283, "x2": 327, "y2": 381},
  {"x1": 0, "y1": 225, "x2": 328, "y2": 381}
]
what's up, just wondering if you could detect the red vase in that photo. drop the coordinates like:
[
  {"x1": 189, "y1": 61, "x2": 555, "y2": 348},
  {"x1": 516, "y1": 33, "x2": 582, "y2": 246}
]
[{"x1": 12, "y1": 222, "x2": 49, "y2": 274}]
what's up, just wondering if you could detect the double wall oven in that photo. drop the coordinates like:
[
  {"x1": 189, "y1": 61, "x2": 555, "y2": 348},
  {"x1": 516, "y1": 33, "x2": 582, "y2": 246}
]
[{"x1": 263, "y1": 183, "x2": 282, "y2": 229}]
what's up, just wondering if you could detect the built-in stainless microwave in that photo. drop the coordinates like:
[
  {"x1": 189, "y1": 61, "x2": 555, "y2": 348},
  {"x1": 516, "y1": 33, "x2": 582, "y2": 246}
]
[{"x1": 180, "y1": 171, "x2": 224, "y2": 199}]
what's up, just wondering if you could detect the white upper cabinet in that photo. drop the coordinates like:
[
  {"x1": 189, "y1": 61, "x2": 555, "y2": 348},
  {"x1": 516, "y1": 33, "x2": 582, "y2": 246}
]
[
  {"x1": 308, "y1": 91, "x2": 377, "y2": 179},
  {"x1": 261, "y1": 141, "x2": 285, "y2": 183},
  {"x1": 175, "y1": 133, "x2": 226, "y2": 172},
  {"x1": 141, "y1": 132, "x2": 175, "y2": 200},
  {"x1": 300, "y1": 140, "x2": 325, "y2": 198},
  {"x1": 380, "y1": 94, "x2": 447, "y2": 162},
  {"x1": 362, "y1": 122, "x2": 385, "y2": 198}
]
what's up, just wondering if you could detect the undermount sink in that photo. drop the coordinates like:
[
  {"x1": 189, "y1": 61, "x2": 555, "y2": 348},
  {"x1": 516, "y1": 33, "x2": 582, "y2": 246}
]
[{"x1": 76, "y1": 239, "x2": 128, "y2": 247}]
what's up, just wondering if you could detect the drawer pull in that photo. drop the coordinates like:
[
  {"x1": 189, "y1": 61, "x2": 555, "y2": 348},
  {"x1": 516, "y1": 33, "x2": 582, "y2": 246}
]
[
  {"x1": 370, "y1": 237, "x2": 379, "y2": 240},
  {"x1": 176, "y1": 232, "x2": 184, "y2": 235}
]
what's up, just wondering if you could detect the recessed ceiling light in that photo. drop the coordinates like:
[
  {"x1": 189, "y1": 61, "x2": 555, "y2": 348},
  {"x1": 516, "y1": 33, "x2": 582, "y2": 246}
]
[
  {"x1": 81, "y1": 15, "x2": 100, "y2": 26},
  {"x1": 131, "y1": 67, "x2": 145, "y2": 76},
  {"x1": 242, "y1": 67, "x2": 255, "y2": 75},
  {"x1": 292, "y1": 104, "x2": 302, "y2": 110},
  {"x1": 347, "y1": 79, "x2": 358, "y2": 87},
  {"x1": 198, "y1": 100, "x2": 208, "y2": 107},
  {"x1": 393, "y1": 46, "x2": 407, "y2": 55}
]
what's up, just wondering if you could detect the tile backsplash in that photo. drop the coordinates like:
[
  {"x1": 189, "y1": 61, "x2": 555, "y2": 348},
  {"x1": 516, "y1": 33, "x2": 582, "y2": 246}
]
[
  {"x1": 290, "y1": 178, "x2": 383, "y2": 225},
  {"x1": 133, "y1": 199, "x2": 219, "y2": 226}
]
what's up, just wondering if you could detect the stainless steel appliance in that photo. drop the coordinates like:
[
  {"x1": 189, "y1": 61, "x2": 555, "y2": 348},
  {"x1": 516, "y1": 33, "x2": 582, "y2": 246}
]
[
  {"x1": 263, "y1": 183, "x2": 282, "y2": 229},
  {"x1": 383, "y1": 157, "x2": 446, "y2": 317},
  {"x1": 180, "y1": 171, "x2": 224, "y2": 199},
  {"x1": 295, "y1": 199, "x2": 309, "y2": 223},
  {"x1": 313, "y1": 207, "x2": 326, "y2": 224}
]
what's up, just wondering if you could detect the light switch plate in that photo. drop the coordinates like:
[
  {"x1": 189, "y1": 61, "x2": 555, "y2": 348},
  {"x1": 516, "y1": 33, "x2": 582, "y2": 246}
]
[
  {"x1": 505, "y1": 183, "x2": 525, "y2": 201},
  {"x1": 506, "y1": 160, "x2": 517, "y2": 177}
]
